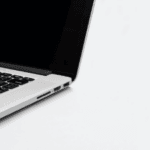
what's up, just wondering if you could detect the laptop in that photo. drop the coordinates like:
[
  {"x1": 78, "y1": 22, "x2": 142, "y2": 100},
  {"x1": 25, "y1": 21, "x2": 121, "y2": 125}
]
[{"x1": 0, "y1": 0, "x2": 95, "y2": 119}]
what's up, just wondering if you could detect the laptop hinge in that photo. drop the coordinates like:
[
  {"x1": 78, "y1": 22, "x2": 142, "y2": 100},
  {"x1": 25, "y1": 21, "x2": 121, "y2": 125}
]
[
  {"x1": 0, "y1": 62, "x2": 52, "y2": 76},
  {"x1": 52, "y1": 70, "x2": 73, "y2": 79}
]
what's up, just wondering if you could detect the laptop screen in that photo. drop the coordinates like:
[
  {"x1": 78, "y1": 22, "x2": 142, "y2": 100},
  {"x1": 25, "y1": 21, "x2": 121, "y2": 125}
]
[
  {"x1": 1, "y1": 1, "x2": 72, "y2": 70},
  {"x1": 1, "y1": 0, "x2": 94, "y2": 80}
]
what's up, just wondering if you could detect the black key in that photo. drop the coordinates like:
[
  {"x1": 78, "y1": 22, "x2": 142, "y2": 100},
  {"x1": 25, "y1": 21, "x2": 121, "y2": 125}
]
[
  {"x1": 0, "y1": 86, "x2": 9, "y2": 91},
  {"x1": 0, "y1": 74, "x2": 3, "y2": 77},
  {"x1": 0, "y1": 90, "x2": 5, "y2": 93},
  {"x1": 0, "y1": 81, "x2": 7, "y2": 86},
  {"x1": 0, "y1": 76, "x2": 12, "y2": 81},
  {"x1": 8, "y1": 79, "x2": 28, "y2": 85},
  {"x1": 3, "y1": 83, "x2": 19, "y2": 89},
  {"x1": 8, "y1": 84, "x2": 19, "y2": 89},
  {"x1": 13, "y1": 76, "x2": 24, "y2": 81},
  {"x1": 12, "y1": 75, "x2": 23, "y2": 78},
  {"x1": 0, "y1": 75, "x2": 12, "y2": 80},
  {"x1": 23, "y1": 77, "x2": 34, "y2": 81},
  {"x1": 0, "y1": 77, "x2": 7, "y2": 81},
  {"x1": 2, "y1": 73, "x2": 12, "y2": 76}
]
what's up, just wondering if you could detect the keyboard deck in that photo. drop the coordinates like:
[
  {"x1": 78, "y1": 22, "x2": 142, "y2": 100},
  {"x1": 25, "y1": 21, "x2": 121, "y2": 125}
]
[{"x1": 0, "y1": 72, "x2": 35, "y2": 94}]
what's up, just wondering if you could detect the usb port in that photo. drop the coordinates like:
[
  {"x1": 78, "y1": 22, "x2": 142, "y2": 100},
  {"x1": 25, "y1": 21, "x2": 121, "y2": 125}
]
[
  {"x1": 63, "y1": 82, "x2": 70, "y2": 88},
  {"x1": 54, "y1": 86, "x2": 61, "y2": 92}
]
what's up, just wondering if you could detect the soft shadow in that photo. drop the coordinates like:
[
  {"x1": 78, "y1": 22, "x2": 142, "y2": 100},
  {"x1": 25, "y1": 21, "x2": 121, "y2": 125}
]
[{"x1": 0, "y1": 87, "x2": 73, "y2": 127}]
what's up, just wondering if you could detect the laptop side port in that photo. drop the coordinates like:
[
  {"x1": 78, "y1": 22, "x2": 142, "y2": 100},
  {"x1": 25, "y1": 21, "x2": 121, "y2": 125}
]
[
  {"x1": 63, "y1": 82, "x2": 70, "y2": 88},
  {"x1": 54, "y1": 86, "x2": 61, "y2": 92},
  {"x1": 37, "y1": 91, "x2": 51, "y2": 99}
]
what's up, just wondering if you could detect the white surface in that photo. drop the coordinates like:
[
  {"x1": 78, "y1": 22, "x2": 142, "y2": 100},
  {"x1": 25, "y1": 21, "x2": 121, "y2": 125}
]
[{"x1": 0, "y1": 0, "x2": 150, "y2": 149}]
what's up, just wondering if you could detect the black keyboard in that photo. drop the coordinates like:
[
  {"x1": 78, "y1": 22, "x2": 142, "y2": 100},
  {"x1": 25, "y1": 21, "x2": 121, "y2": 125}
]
[{"x1": 0, "y1": 72, "x2": 35, "y2": 94}]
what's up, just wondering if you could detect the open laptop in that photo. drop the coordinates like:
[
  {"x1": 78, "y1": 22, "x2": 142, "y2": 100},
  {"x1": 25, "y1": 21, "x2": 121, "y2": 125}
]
[{"x1": 0, "y1": 0, "x2": 95, "y2": 119}]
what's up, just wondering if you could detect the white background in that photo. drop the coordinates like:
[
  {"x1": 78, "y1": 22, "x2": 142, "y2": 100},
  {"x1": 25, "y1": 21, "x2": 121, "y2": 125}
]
[{"x1": 0, "y1": 0, "x2": 150, "y2": 149}]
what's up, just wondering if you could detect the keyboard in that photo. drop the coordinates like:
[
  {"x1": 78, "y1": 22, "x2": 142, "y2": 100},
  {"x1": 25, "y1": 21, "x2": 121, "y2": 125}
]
[{"x1": 0, "y1": 72, "x2": 35, "y2": 94}]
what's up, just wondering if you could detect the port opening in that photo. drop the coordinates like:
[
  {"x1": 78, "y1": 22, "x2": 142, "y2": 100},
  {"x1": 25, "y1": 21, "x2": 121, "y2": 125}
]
[
  {"x1": 54, "y1": 86, "x2": 61, "y2": 92},
  {"x1": 37, "y1": 91, "x2": 51, "y2": 99},
  {"x1": 63, "y1": 82, "x2": 70, "y2": 88}
]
